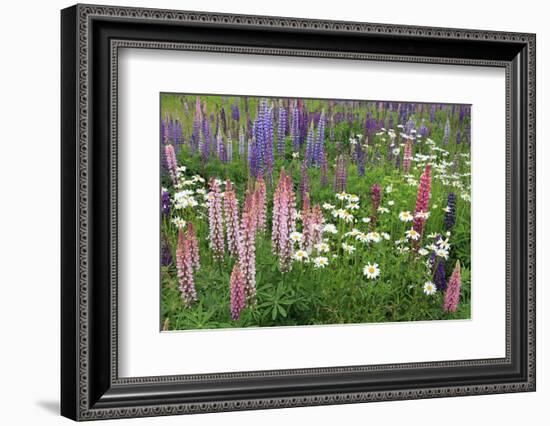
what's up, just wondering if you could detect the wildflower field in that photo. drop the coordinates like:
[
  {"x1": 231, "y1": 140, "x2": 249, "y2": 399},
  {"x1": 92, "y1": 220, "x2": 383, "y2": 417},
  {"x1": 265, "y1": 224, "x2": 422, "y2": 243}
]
[{"x1": 160, "y1": 94, "x2": 471, "y2": 331}]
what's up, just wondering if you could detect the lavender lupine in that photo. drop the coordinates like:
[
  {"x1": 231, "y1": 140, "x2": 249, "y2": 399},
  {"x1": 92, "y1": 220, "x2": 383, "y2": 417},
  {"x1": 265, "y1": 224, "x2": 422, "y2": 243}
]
[
  {"x1": 248, "y1": 137, "x2": 260, "y2": 178},
  {"x1": 223, "y1": 181, "x2": 241, "y2": 257},
  {"x1": 313, "y1": 110, "x2": 326, "y2": 166},
  {"x1": 186, "y1": 222, "x2": 200, "y2": 270},
  {"x1": 229, "y1": 262, "x2": 246, "y2": 320},
  {"x1": 333, "y1": 155, "x2": 347, "y2": 193},
  {"x1": 419, "y1": 120, "x2": 429, "y2": 139},
  {"x1": 239, "y1": 190, "x2": 258, "y2": 302},
  {"x1": 291, "y1": 102, "x2": 300, "y2": 152},
  {"x1": 444, "y1": 192, "x2": 457, "y2": 231},
  {"x1": 442, "y1": 117, "x2": 451, "y2": 145},
  {"x1": 430, "y1": 104, "x2": 436, "y2": 122},
  {"x1": 277, "y1": 102, "x2": 287, "y2": 157},
  {"x1": 164, "y1": 144, "x2": 178, "y2": 185},
  {"x1": 412, "y1": 165, "x2": 432, "y2": 238},
  {"x1": 231, "y1": 102, "x2": 240, "y2": 122},
  {"x1": 305, "y1": 121, "x2": 315, "y2": 166},
  {"x1": 443, "y1": 261, "x2": 462, "y2": 313},
  {"x1": 176, "y1": 228, "x2": 197, "y2": 307},
  {"x1": 192, "y1": 97, "x2": 202, "y2": 151},
  {"x1": 207, "y1": 178, "x2": 225, "y2": 260},
  {"x1": 201, "y1": 113, "x2": 211, "y2": 162}
]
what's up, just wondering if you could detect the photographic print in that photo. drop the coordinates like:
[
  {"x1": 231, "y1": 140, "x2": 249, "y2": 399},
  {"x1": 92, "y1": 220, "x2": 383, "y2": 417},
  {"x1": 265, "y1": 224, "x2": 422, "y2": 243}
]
[{"x1": 160, "y1": 94, "x2": 471, "y2": 331}]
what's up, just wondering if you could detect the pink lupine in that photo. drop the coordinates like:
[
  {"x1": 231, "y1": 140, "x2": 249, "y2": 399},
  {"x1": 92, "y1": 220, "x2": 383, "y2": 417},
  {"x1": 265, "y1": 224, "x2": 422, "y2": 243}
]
[
  {"x1": 239, "y1": 190, "x2": 257, "y2": 302},
  {"x1": 254, "y1": 174, "x2": 267, "y2": 232},
  {"x1": 403, "y1": 139, "x2": 412, "y2": 173},
  {"x1": 412, "y1": 165, "x2": 432, "y2": 238},
  {"x1": 370, "y1": 183, "x2": 381, "y2": 224},
  {"x1": 207, "y1": 178, "x2": 225, "y2": 260},
  {"x1": 176, "y1": 228, "x2": 197, "y2": 307},
  {"x1": 310, "y1": 204, "x2": 324, "y2": 247},
  {"x1": 229, "y1": 262, "x2": 246, "y2": 320},
  {"x1": 301, "y1": 193, "x2": 313, "y2": 253},
  {"x1": 271, "y1": 169, "x2": 296, "y2": 271},
  {"x1": 186, "y1": 222, "x2": 200, "y2": 270},
  {"x1": 443, "y1": 261, "x2": 462, "y2": 313},
  {"x1": 223, "y1": 180, "x2": 241, "y2": 257},
  {"x1": 165, "y1": 144, "x2": 178, "y2": 185}
]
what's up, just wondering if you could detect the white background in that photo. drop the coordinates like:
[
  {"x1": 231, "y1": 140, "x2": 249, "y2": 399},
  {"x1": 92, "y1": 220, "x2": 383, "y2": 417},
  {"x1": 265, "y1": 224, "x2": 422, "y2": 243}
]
[
  {"x1": 0, "y1": 0, "x2": 547, "y2": 425},
  {"x1": 119, "y1": 49, "x2": 505, "y2": 377}
]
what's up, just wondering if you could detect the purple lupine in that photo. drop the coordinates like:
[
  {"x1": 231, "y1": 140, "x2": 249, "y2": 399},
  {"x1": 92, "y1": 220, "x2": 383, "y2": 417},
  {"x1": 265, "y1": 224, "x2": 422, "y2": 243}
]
[
  {"x1": 333, "y1": 155, "x2": 347, "y2": 193},
  {"x1": 291, "y1": 101, "x2": 300, "y2": 152},
  {"x1": 277, "y1": 102, "x2": 287, "y2": 157},
  {"x1": 305, "y1": 121, "x2": 315, "y2": 166},
  {"x1": 161, "y1": 235, "x2": 172, "y2": 267},
  {"x1": 430, "y1": 104, "x2": 436, "y2": 123},
  {"x1": 419, "y1": 120, "x2": 429, "y2": 139},
  {"x1": 443, "y1": 261, "x2": 462, "y2": 313},
  {"x1": 264, "y1": 103, "x2": 275, "y2": 181},
  {"x1": 434, "y1": 258, "x2": 447, "y2": 291},
  {"x1": 313, "y1": 110, "x2": 326, "y2": 166},
  {"x1": 201, "y1": 113, "x2": 211, "y2": 163},
  {"x1": 442, "y1": 117, "x2": 451, "y2": 145},
  {"x1": 231, "y1": 102, "x2": 240, "y2": 122},
  {"x1": 229, "y1": 262, "x2": 246, "y2": 320},
  {"x1": 248, "y1": 137, "x2": 260, "y2": 178},
  {"x1": 456, "y1": 130, "x2": 461, "y2": 145},
  {"x1": 220, "y1": 106, "x2": 227, "y2": 134},
  {"x1": 161, "y1": 188, "x2": 171, "y2": 217},
  {"x1": 444, "y1": 192, "x2": 457, "y2": 231},
  {"x1": 192, "y1": 97, "x2": 202, "y2": 152}
]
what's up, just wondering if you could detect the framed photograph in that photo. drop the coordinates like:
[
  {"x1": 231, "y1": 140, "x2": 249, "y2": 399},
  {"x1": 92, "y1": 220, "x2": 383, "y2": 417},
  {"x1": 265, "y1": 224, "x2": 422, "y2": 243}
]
[{"x1": 61, "y1": 4, "x2": 536, "y2": 421}]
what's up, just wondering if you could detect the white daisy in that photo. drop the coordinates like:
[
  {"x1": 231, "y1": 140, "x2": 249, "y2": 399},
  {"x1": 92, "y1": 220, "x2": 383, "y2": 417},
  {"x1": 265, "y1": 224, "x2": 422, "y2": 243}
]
[
  {"x1": 346, "y1": 202, "x2": 360, "y2": 210},
  {"x1": 289, "y1": 231, "x2": 303, "y2": 243},
  {"x1": 314, "y1": 242, "x2": 330, "y2": 253},
  {"x1": 363, "y1": 263, "x2": 381, "y2": 279},
  {"x1": 323, "y1": 224, "x2": 338, "y2": 234},
  {"x1": 366, "y1": 232, "x2": 382, "y2": 243},
  {"x1": 423, "y1": 281, "x2": 437, "y2": 295},
  {"x1": 405, "y1": 228, "x2": 421, "y2": 241},
  {"x1": 418, "y1": 248, "x2": 430, "y2": 256},
  {"x1": 322, "y1": 203, "x2": 335, "y2": 210},
  {"x1": 171, "y1": 217, "x2": 186, "y2": 229},
  {"x1": 342, "y1": 243, "x2": 356, "y2": 254},
  {"x1": 293, "y1": 250, "x2": 309, "y2": 262},
  {"x1": 313, "y1": 256, "x2": 329, "y2": 269},
  {"x1": 377, "y1": 207, "x2": 390, "y2": 214},
  {"x1": 336, "y1": 192, "x2": 348, "y2": 201},
  {"x1": 361, "y1": 217, "x2": 371, "y2": 224},
  {"x1": 399, "y1": 211, "x2": 413, "y2": 222}
]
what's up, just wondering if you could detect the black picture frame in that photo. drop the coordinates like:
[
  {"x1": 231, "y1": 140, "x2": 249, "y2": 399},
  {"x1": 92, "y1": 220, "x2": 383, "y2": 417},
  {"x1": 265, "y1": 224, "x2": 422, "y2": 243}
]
[{"x1": 61, "y1": 4, "x2": 536, "y2": 421}]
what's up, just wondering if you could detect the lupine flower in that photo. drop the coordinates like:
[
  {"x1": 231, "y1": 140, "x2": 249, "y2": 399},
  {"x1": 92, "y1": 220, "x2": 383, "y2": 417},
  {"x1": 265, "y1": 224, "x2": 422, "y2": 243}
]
[
  {"x1": 291, "y1": 101, "x2": 300, "y2": 152},
  {"x1": 238, "y1": 126, "x2": 245, "y2": 157},
  {"x1": 161, "y1": 188, "x2": 171, "y2": 217},
  {"x1": 272, "y1": 169, "x2": 297, "y2": 272},
  {"x1": 434, "y1": 258, "x2": 447, "y2": 291},
  {"x1": 229, "y1": 262, "x2": 246, "y2": 320},
  {"x1": 333, "y1": 155, "x2": 347, "y2": 192},
  {"x1": 403, "y1": 139, "x2": 413, "y2": 173},
  {"x1": 223, "y1": 180, "x2": 241, "y2": 256},
  {"x1": 201, "y1": 112, "x2": 211, "y2": 162},
  {"x1": 444, "y1": 192, "x2": 456, "y2": 230},
  {"x1": 231, "y1": 102, "x2": 240, "y2": 122},
  {"x1": 314, "y1": 110, "x2": 326, "y2": 166},
  {"x1": 305, "y1": 121, "x2": 315, "y2": 166},
  {"x1": 412, "y1": 165, "x2": 432, "y2": 239},
  {"x1": 186, "y1": 222, "x2": 200, "y2": 270},
  {"x1": 192, "y1": 97, "x2": 202, "y2": 151},
  {"x1": 254, "y1": 174, "x2": 267, "y2": 232},
  {"x1": 207, "y1": 178, "x2": 225, "y2": 260},
  {"x1": 278, "y1": 102, "x2": 287, "y2": 157},
  {"x1": 443, "y1": 261, "x2": 462, "y2": 312},
  {"x1": 176, "y1": 228, "x2": 197, "y2": 307},
  {"x1": 164, "y1": 144, "x2": 178, "y2": 185},
  {"x1": 161, "y1": 235, "x2": 172, "y2": 266},
  {"x1": 239, "y1": 190, "x2": 258, "y2": 301},
  {"x1": 226, "y1": 132, "x2": 233, "y2": 163},
  {"x1": 442, "y1": 117, "x2": 450, "y2": 145}
]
